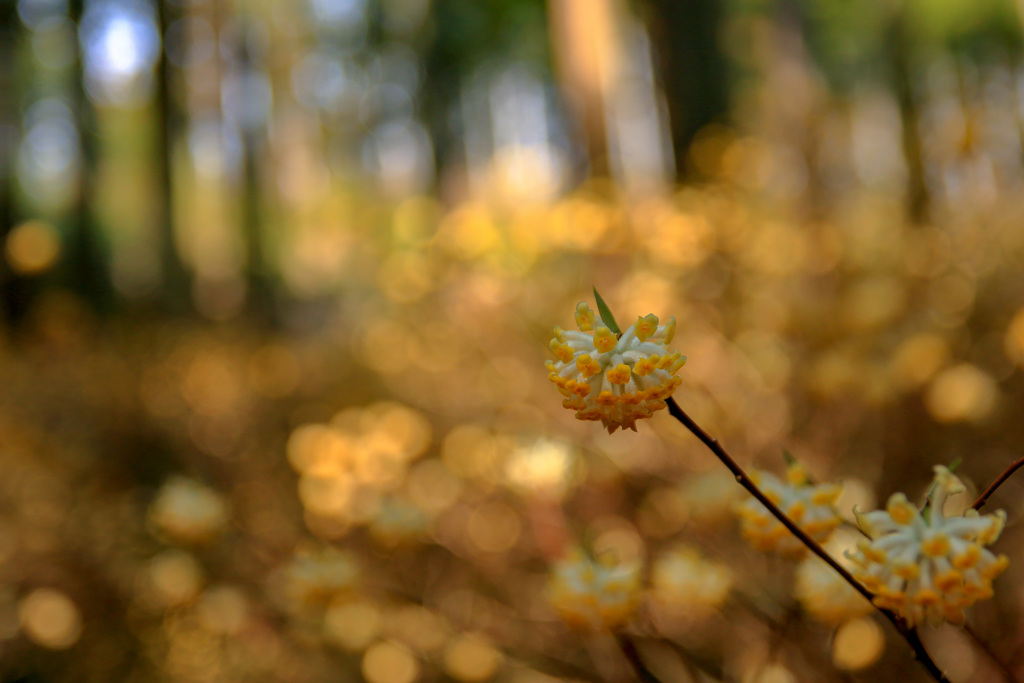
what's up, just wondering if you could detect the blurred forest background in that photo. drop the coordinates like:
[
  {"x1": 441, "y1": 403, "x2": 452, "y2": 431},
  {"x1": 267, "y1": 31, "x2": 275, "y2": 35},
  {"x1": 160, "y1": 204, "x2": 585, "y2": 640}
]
[{"x1": 5, "y1": 0, "x2": 1024, "y2": 681}]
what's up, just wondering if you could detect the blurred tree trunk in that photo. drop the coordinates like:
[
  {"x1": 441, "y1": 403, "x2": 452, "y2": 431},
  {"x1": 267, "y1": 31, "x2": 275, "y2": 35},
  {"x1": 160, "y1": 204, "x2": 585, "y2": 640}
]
[
  {"x1": 886, "y1": 9, "x2": 929, "y2": 224},
  {"x1": 1013, "y1": 4, "x2": 1024, "y2": 172},
  {"x1": 547, "y1": 0, "x2": 616, "y2": 177},
  {"x1": 1009, "y1": 53, "x2": 1024, "y2": 172},
  {"x1": 68, "y1": 0, "x2": 115, "y2": 313},
  {"x1": 155, "y1": 0, "x2": 192, "y2": 314},
  {"x1": 777, "y1": 0, "x2": 828, "y2": 219},
  {"x1": 241, "y1": 129, "x2": 273, "y2": 326},
  {"x1": 0, "y1": 2, "x2": 31, "y2": 327},
  {"x1": 638, "y1": 0, "x2": 730, "y2": 181},
  {"x1": 234, "y1": 20, "x2": 275, "y2": 327}
]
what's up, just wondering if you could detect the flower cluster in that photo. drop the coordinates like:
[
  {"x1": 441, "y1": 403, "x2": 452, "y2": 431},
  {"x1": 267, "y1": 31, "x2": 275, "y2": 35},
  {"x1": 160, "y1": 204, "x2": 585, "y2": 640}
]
[
  {"x1": 368, "y1": 496, "x2": 430, "y2": 548},
  {"x1": 284, "y1": 546, "x2": 361, "y2": 608},
  {"x1": 650, "y1": 545, "x2": 733, "y2": 615},
  {"x1": 547, "y1": 546, "x2": 642, "y2": 630},
  {"x1": 505, "y1": 438, "x2": 578, "y2": 501},
  {"x1": 735, "y1": 462, "x2": 842, "y2": 557},
  {"x1": 148, "y1": 476, "x2": 230, "y2": 545},
  {"x1": 795, "y1": 551, "x2": 874, "y2": 625},
  {"x1": 546, "y1": 302, "x2": 685, "y2": 433},
  {"x1": 848, "y1": 466, "x2": 1009, "y2": 626}
]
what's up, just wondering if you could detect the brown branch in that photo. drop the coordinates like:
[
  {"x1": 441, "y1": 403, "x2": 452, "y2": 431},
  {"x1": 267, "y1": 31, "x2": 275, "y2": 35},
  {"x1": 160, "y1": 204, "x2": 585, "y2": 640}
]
[
  {"x1": 973, "y1": 456, "x2": 1024, "y2": 511},
  {"x1": 616, "y1": 634, "x2": 663, "y2": 683},
  {"x1": 635, "y1": 634, "x2": 724, "y2": 681},
  {"x1": 664, "y1": 396, "x2": 950, "y2": 683}
]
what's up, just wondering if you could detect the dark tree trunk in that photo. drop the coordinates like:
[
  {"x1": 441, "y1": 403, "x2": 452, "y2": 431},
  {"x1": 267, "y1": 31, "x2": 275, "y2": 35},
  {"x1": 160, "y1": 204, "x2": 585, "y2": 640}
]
[
  {"x1": 234, "y1": 20, "x2": 275, "y2": 327},
  {"x1": 154, "y1": 0, "x2": 192, "y2": 313},
  {"x1": 0, "y1": 2, "x2": 31, "y2": 327},
  {"x1": 68, "y1": 0, "x2": 115, "y2": 313},
  {"x1": 886, "y1": 9, "x2": 929, "y2": 224},
  {"x1": 1010, "y1": 53, "x2": 1024, "y2": 174},
  {"x1": 639, "y1": 0, "x2": 731, "y2": 181}
]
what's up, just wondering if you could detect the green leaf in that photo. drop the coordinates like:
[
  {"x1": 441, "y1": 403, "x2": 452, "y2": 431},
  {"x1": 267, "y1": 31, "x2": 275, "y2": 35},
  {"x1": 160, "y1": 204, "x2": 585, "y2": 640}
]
[
  {"x1": 922, "y1": 479, "x2": 942, "y2": 517},
  {"x1": 592, "y1": 287, "x2": 621, "y2": 335},
  {"x1": 781, "y1": 449, "x2": 797, "y2": 467},
  {"x1": 922, "y1": 460, "x2": 960, "y2": 515}
]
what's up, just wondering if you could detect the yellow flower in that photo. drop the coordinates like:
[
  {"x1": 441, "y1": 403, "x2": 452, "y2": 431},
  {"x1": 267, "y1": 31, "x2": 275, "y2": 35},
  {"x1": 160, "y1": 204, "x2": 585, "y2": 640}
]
[
  {"x1": 546, "y1": 302, "x2": 685, "y2": 433},
  {"x1": 504, "y1": 438, "x2": 578, "y2": 500},
  {"x1": 795, "y1": 549, "x2": 874, "y2": 625},
  {"x1": 547, "y1": 546, "x2": 642, "y2": 631},
  {"x1": 847, "y1": 466, "x2": 1009, "y2": 626},
  {"x1": 368, "y1": 496, "x2": 430, "y2": 548},
  {"x1": 650, "y1": 545, "x2": 732, "y2": 615},
  {"x1": 735, "y1": 462, "x2": 842, "y2": 558},
  {"x1": 285, "y1": 546, "x2": 361, "y2": 607},
  {"x1": 149, "y1": 476, "x2": 229, "y2": 545},
  {"x1": 678, "y1": 470, "x2": 744, "y2": 525}
]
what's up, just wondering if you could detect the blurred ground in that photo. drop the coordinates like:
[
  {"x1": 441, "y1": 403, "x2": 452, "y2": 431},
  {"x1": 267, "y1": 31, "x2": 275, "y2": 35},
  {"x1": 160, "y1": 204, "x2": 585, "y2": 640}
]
[{"x1": 5, "y1": 0, "x2": 1024, "y2": 682}]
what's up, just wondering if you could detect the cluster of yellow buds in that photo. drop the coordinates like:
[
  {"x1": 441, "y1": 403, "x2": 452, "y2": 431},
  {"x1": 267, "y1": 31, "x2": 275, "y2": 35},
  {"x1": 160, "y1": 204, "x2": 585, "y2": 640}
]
[
  {"x1": 543, "y1": 297, "x2": 1014, "y2": 631},
  {"x1": 546, "y1": 302, "x2": 685, "y2": 433},
  {"x1": 546, "y1": 546, "x2": 642, "y2": 630},
  {"x1": 735, "y1": 462, "x2": 843, "y2": 557},
  {"x1": 284, "y1": 546, "x2": 361, "y2": 608},
  {"x1": 795, "y1": 552, "x2": 874, "y2": 625},
  {"x1": 148, "y1": 476, "x2": 230, "y2": 545},
  {"x1": 368, "y1": 496, "x2": 430, "y2": 548},
  {"x1": 649, "y1": 545, "x2": 733, "y2": 615},
  {"x1": 848, "y1": 466, "x2": 1009, "y2": 626}
]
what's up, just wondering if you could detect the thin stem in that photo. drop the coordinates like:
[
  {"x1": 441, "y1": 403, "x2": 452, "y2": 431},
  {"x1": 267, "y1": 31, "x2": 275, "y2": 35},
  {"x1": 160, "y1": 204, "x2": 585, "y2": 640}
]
[
  {"x1": 616, "y1": 634, "x2": 663, "y2": 683},
  {"x1": 731, "y1": 592, "x2": 854, "y2": 683},
  {"x1": 642, "y1": 635, "x2": 724, "y2": 681},
  {"x1": 665, "y1": 398, "x2": 870, "y2": 601},
  {"x1": 664, "y1": 397, "x2": 950, "y2": 683},
  {"x1": 973, "y1": 456, "x2": 1024, "y2": 511}
]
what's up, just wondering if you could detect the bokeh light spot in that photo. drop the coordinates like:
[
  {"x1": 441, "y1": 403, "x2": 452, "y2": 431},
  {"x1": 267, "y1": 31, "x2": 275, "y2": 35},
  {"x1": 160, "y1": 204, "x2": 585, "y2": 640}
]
[
  {"x1": 466, "y1": 501, "x2": 521, "y2": 554},
  {"x1": 591, "y1": 520, "x2": 644, "y2": 564},
  {"x1": 1004, "y1": 308, "x2": 1024, "y2": 365},
  {"x1": 925, "y1": 363, "x2": 998, "y2": 423},
  {"x1": 744, "y1": 663, "x2": 796, "y2": 683},
  {"x1": 363, "y1": 640, "x2": 420, "y2": 683},
  {"x1": 831, "y1": 617, "x2": 884, "y2": 671},
  {"x1": 891, "y1": 334, "x2": 950, "y2": 389},
  {"x1": 387, "y1": 604, "x2": 449, "y2": 654},
  {"x1": 443, "y1": 633, "x2": 503, "y2": 682},
  {"x1": 197, "y1": 586, "x2": 248, "y2": 635},
  {"x1": 407, "y1": 459, "x2": 463, "y2": 513},
  {"x1": 325, "y1": 598, "x2": 381, "y2": 651},
  {"x1": 19, "y1": 588, "x2": 82, "y2": 650},
  {"x1": 442, "y1": 425, "x2": 504, "y2": 480},
  {"x1": 504, "y1": 438, "x2": 579, "y2": 500},
  {"x1": 148, "y1": 549, "x2": 203, "y2": 607},
  {"x1": 5, "y1": 220, "x2": 60, "y2": 275}
]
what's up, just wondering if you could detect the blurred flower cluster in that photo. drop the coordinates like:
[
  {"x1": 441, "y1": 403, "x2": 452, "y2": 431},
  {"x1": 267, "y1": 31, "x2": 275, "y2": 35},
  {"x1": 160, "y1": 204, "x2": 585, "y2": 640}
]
[
  {"x1": 8, "y1": 0, "x2": 1024, "y2": 677},
  {"x1": 3, "y1": 155, "x2": 1024, "y2": 680},
  {"x1": 850, "y1": 466, "x2": 1009, "y2": 626},
  {"x1": 286, "y1": 402, "x2": 432, "y2": 541},
  {"x1": 735, "y1": 462, "x2": 843, "y2": 557}
]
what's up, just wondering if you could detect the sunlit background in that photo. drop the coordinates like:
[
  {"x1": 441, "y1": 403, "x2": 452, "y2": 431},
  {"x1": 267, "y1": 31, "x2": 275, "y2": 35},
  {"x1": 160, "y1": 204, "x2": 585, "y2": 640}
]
[{"x1": 3, "y1": 0, "x2": 1024, "y2": 680}]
